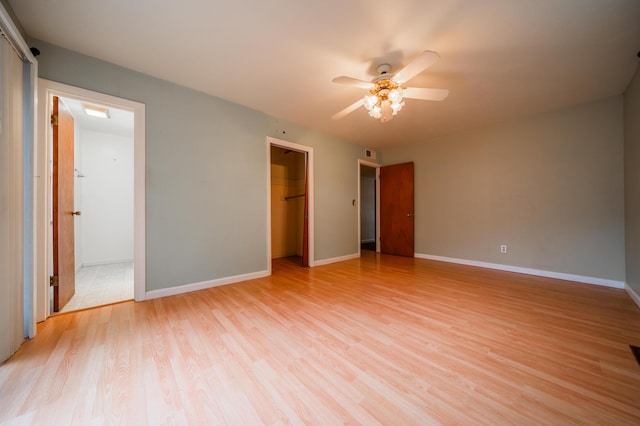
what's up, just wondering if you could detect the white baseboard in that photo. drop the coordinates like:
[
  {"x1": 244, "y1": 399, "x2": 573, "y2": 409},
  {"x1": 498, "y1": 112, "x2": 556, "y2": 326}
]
[
  {"x1": 415, "y1": 253, "x2": 625, "y2": 289},
  {"x1": 313, "y1": 253, "x2": 359, "y2": 266},
  {"x1": 144, "y1": 252, "x2": 361, "y2": 301},
  {"x1": 82, "y1": 258, "x2": 134, "y2": 267},
  {"x1": 626, "y1": 284, "x2": 640, "y2": 309},
  {"x1": 141, "y1": 254, "x2": 632, "y2": 303},
  {"x1": 144, "y1": 270, "x2": 270, "y2": 301}
]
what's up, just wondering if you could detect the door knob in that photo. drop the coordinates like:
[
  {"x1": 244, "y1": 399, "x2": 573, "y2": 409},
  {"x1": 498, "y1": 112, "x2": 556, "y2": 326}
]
[
  {"x1": 72, "y1": 211, "x2": 81, "y2": 216},
  {"x1": 407, "y1": 213, "x2": 414, "y2": 217}
]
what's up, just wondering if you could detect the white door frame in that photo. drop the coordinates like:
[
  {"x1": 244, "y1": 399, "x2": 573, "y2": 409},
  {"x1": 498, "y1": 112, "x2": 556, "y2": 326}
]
[
  {"x1": 35, "y1": 79, "x2": 146, "y2": 321},
  {"x1": 358, "y1": 159, "x2": 381, "y2": 255},
  {"x1": 266, "y1": 137, "x2": 314, "y2": 273}
]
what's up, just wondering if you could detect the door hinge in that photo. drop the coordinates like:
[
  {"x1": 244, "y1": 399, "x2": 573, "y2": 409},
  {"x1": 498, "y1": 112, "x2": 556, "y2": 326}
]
[
  {"x1": 51, "y1": 114, "x2": 58, "y2": 126},
  {"x1": 50, "y1": 275, "x2": 59, "y2": 287}
]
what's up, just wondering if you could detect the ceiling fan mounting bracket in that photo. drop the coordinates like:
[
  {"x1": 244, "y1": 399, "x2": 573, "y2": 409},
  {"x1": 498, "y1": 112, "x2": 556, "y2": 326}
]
[
  {"x1": 373, "y1": 64, "x2": 394, "y2": 83},
  {"x1": 377, "y1": 63, "x2": 392, "y2": 75}
]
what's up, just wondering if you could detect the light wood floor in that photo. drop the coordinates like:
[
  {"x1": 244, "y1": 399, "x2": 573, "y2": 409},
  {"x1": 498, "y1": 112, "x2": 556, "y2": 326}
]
[{"x1": 1, "y1": 252, "x2": 639, "y2": 424}]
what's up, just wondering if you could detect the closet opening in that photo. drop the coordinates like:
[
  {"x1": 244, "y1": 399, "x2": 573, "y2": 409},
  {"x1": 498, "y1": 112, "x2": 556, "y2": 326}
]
[
  {"x1": 267, "y1": 137, "x2": 314, "y2": 272},
  {"x1": 270, "y1": 145, "x2": 308, "y2": 267}
]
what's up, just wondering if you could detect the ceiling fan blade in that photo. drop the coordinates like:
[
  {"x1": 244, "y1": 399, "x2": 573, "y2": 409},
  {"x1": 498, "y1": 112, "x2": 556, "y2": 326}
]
[
  {"x1": 392, "y1": 50, "x2": 440, "y2": 84},
  {"x1": 331, "y1": 98, "x2": 364, "y2": 120},
  {"x1": 332, "y1": 76, "x2": 375, "y2": 89},
  {"x1": 403, "y1": 87, "x2": 449, "y2": 101}
]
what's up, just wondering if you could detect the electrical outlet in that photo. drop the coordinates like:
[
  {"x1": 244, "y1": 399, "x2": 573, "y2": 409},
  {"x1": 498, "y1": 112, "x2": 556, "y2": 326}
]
[{"x1": 500, "y1": 245, "x2": 507, "y2": 254}]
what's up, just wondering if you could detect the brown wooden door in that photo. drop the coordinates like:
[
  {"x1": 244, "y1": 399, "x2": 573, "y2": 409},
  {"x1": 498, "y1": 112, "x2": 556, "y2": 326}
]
[
  {"x1": 52, "y1": 96, "x2": 76, "y2": 311},
  {"x1": 380, "y1": 162, "x2": 414, "y2": 257}
]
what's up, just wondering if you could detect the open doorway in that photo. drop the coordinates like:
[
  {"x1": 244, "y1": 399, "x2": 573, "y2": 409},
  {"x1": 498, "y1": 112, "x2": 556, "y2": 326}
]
[
  {"x1": 270, "y1": 145, "x2": 306, "y2": 265},
  {"x1": 35, "y1": 80, "x2": 146, "y2": 320},
  {"x1": 52, "y1": 96, "x2": 135, "y2": 313},
  {"x1": 267, "y1": 137, "x2": 314, "y2": 272},
  {"x1": 359, "y1": 160, "x2": 381, "y2": 254}
]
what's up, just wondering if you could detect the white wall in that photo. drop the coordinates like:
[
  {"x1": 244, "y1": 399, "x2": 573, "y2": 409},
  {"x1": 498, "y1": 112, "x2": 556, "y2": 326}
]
[
  {"x1": 78, "y1": 129, "x2": 134, "y2": 266},
  {"x1": 73, "y1": 118, "x2": 82, "y2": 269}
]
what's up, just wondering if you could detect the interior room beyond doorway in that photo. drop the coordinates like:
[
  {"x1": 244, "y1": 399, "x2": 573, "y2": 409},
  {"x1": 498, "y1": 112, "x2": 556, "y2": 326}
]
[
  {"x1": 51, "y1": 96, "x2": 135, "y2": 313},
  {"x1": 360, "y1": 164, "x2": 377, "y2": 252},
  {"x1": 270, "y1": 145, "x2": 306, "y2": 265}
]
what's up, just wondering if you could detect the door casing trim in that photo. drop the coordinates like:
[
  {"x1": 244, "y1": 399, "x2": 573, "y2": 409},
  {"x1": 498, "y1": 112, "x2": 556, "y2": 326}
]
[{"x1": 35, "y1": 79, "x2": 146, "y2": 321}]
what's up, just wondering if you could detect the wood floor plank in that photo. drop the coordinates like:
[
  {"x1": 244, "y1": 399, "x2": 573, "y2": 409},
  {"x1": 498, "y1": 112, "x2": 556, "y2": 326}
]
[{"x1": 1, "y1": 252, "x2": 640, "y2": 424}]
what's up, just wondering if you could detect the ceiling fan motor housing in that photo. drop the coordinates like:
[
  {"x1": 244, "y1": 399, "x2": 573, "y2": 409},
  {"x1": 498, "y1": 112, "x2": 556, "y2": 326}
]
[{"x1": 371, "y1": 79, "x2": 400, "y2": 101}]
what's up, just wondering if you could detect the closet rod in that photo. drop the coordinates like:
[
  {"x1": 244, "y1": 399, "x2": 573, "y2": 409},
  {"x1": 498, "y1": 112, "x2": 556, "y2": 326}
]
[{"x1": 284, "y1": 194, "x2": 305, "y2": 200}]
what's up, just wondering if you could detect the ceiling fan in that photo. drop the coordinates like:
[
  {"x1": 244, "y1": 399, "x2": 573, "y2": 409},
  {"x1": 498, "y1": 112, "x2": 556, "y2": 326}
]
[{"x1": 331, "y1": 50, "x2": 449, "y2": 123}]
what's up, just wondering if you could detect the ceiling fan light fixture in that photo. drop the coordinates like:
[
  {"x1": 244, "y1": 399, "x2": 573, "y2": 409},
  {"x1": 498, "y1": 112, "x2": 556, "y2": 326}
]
[
  {"x1": 391, "y1": 100, "x2": 404, "y2": 114},
  {"x1": 380, "y1": 100, "x2": 393, "y2": 122},
  {"x1": 331, "y1": 51, "x2": 448, "y2": 123},
  {"x1": 363, "y1": 94, "x2": 378, "y2": 110},
  {"x1": 361, "y1": 79, "x2": 406, "y2": 122},
  {"x1": 388, "y1": 88, "x2": 403, "y2": 103}
]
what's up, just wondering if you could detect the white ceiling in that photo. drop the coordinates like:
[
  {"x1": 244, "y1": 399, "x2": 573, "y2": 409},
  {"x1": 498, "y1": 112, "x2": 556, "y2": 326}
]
[
  {"x1": 60, "y1": 97, "x2": 133, "y2": 138},
  {"x1": 10, "y1": 0, "x2": 640, "y2": 149}
]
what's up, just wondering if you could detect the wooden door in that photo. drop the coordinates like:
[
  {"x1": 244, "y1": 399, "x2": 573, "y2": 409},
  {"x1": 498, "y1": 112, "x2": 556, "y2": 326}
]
[
  {"x1": 52, "y1": 96, "x2": 76, "y2": 311},
  {"x1": 380, "y1": 162, "x2": 414, "y2": 257}
]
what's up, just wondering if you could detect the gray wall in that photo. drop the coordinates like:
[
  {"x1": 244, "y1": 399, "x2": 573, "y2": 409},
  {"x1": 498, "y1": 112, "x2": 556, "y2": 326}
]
[
  {"x1": 624, "y1": 65, "x2": 640, "y2": 295},
  {"x1": 384, "y1": 96, "x2": 625, "y2": 281},
  {"x1": 30, "y1": 39, "x2": 635, "y2": 292},
  {"x1": 34, "y1": 40, "x2": 367, "y2": 292}
]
